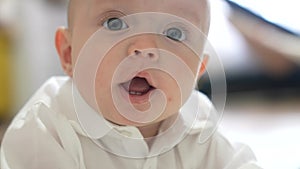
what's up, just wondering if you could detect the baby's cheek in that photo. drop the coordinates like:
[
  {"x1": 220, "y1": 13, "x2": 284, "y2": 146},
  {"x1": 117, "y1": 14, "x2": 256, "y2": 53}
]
[
  {"x1": 164, "y1": 91, "x2": 182, "y2": 119},
  {"x1": 181, "y1": 53, "x2": 201, "y2": 75},
  {"x1": 164, "y1": 79, "x2": 183, "y2": 105},
  {"x1": 165, "y1": 45, "x2": 201, "y2": 76}
]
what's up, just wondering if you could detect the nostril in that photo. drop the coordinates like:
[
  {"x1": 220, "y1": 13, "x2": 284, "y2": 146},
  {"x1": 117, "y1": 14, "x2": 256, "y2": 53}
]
[
  {"x1": 148, "y1": 52, "x2": 158, "y2": 61},
  {"x1": 131, "y1": 49, "x2": 159, "y2": 61},
  {"x1": 148, "y1": 53, "x2": 155, "y2": 59},
  {"x1": 134, "y1": 50, "x2": 141, "y2": 55},
  {"x1": 148, "y1": 53, "x2": 154, "y2": 58}
]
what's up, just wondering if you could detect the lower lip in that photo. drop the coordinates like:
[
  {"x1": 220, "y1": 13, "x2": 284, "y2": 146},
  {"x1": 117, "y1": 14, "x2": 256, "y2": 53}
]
[{"x1": 119, "y1": 85, "x2": 153, "y2": 105}]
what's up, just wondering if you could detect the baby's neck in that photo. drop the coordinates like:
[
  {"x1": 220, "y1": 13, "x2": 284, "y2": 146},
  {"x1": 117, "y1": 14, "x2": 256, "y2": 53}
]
[
  {"x1": 137, "y1": 121, "x2": 162, "y2": 138},
  {"x1": 137, "y1": 114, "x2": 178, "y2": 138}
]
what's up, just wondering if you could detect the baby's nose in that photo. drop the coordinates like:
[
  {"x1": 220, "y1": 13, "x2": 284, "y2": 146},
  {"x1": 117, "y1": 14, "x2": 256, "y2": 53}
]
[
  {"x1": 132, "y1": 48, "x2": 159, "y2": 61},
  {"x1": 127, "y1": 35, "x2": 159, "y2": 61}
]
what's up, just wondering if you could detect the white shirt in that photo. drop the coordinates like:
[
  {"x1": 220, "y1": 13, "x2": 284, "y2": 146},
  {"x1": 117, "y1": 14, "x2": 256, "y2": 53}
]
[{"x1": 1, "y1": 77, "x2": 261, "y2": 169}]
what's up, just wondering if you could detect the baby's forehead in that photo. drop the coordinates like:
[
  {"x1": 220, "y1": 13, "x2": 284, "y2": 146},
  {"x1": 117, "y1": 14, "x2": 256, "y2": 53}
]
[{"x1": 68, "y1": 0, "x2": 209, "y2": 31}]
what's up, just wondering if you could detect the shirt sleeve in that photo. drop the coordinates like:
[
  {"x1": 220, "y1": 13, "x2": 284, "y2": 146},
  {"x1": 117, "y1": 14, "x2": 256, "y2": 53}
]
[{"x1": 1, "y1": 102, "x2": 85, "y2": 169}]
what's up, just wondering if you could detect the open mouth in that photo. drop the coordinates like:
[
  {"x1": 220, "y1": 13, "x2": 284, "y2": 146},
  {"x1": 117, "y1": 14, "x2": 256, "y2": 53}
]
[{"x1": 121, "y1": 77, "x2": 155, "y2": 96}]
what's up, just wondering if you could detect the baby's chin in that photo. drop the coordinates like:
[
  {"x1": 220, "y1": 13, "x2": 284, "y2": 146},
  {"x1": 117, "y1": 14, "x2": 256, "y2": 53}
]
[
  {"x1": 104, "y1": 107, "x2": 178, "y2": 129},
  {"x1": 130, "y1": 101, "x2": 151, "y2": 111}
]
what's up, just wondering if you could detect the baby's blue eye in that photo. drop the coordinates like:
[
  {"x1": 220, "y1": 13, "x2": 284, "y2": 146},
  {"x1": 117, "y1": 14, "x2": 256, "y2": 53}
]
[
  {"x1": 164, "y1": 27, "x2": 186, "y2": 41},
  {"x1": 103, "y1": 17, "x2": 128, "y2": 31}
]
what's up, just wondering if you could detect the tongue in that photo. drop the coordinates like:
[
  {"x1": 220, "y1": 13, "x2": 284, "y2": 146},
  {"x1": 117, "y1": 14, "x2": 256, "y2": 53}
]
[{"x1": 129, "y1": 77, "x2": 151, "y2": 93}]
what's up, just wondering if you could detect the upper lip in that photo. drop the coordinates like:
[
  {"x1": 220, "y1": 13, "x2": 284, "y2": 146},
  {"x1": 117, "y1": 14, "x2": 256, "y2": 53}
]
[
  {"x1": 119, "y1": 71, "x2": 156, "y2": 90},
  {"x1": 135, "y1": 72, "x2": 155, "y2": 87}
]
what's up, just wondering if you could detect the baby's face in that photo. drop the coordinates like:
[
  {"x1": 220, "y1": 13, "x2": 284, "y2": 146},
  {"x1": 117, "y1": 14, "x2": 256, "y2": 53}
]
[{"x1": 67, "y1": 0, "x2": 210, "y2": 126}]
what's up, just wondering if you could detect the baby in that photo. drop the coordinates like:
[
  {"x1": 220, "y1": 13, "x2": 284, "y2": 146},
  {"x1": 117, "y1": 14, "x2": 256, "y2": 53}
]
[{"x1": 1, "y1": 0, "x2": 262, "y2": 168}]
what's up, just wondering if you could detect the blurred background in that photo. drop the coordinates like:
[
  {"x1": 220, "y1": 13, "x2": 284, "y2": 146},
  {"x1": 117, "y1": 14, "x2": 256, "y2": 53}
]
[{"x1": 0, "y1": 0, "x2": 299, "y2": 168}]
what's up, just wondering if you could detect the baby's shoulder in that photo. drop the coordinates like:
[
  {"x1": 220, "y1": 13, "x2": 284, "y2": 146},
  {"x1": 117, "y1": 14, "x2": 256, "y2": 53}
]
[
  {"x1": 176, "y1": 131, "x2": 260, "y2": 169},
  {"x1": 3, "y1": 76, "x2": 72, "y2": 142}
]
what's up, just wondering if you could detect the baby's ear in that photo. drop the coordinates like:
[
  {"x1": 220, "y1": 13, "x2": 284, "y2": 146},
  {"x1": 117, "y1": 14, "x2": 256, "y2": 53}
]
[
  {"x1": 198, "y1": 53, "x2": 209, "y2": 78},
  {"x1": 55, "y1": 27, "x2": 73, "y2": 77}
]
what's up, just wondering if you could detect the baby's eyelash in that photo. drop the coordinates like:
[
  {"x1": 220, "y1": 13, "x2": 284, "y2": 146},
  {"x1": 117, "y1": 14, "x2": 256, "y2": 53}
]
[
  {"x1": 97, "y1": 10, "x2": 126, "y2": 26},
  {"x1": 163, "y1": 25, "x2": 190, "y2": 42}
]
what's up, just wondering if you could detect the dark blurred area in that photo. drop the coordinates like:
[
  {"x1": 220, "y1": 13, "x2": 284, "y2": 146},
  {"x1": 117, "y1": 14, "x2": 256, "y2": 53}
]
[{"x1": 199, "y1": 68, "x2": 300, "y2": 99}]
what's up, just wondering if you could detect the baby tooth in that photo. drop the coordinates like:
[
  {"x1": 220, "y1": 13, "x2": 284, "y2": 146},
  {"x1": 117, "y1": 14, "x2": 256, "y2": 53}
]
[
  {"x1": 129, "y1": 91, "x2": 143, "y2": 95},
  {"x1": 129, "y1": 91, "x2": 136, "y2": 95}
]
